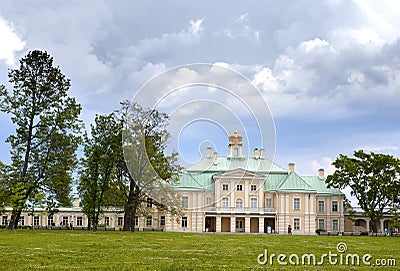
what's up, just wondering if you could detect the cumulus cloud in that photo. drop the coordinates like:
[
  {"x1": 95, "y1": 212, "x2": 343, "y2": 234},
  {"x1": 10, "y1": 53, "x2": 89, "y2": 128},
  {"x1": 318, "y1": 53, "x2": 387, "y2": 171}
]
[{"x1": 0, "y1": 15, "x2": 25, "y2": 66}]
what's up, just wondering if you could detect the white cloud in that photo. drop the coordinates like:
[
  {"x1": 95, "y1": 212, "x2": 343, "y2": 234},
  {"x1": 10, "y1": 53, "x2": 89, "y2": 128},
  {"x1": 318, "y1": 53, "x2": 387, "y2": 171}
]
[
  {"x1": 356, "y1": 144, "x2": 399, "y2": 153},
  {"x1": 0, "y1": 15, "x2": 25, "y2": 66}
]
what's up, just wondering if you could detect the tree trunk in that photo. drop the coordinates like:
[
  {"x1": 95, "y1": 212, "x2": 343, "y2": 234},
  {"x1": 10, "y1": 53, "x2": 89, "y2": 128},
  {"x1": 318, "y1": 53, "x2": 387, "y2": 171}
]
[
  {"x1": 8, "y1": 209, "x2": 22, "y2": 230},
  {"x1": 123, "y1": 182, "x2": 140, "y2": 232}
]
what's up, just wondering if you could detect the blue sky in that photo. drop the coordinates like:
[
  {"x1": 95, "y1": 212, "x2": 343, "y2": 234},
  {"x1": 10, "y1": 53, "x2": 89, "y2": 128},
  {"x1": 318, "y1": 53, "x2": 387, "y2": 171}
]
[{"x1": 1, "y1": 1, "x2": 400, "y2": 205}]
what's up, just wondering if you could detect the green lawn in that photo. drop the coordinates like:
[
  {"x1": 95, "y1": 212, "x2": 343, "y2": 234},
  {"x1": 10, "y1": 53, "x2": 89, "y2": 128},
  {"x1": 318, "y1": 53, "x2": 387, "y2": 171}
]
[{"x1": 0, "y1": 229, "x2": 399, "y2": 270}]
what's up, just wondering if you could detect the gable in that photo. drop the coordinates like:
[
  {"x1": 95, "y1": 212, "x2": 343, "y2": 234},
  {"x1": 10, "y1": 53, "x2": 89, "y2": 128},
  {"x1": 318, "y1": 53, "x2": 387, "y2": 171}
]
[{"x1": 212, "y1": 168, "x2": 265, "y2": 181}]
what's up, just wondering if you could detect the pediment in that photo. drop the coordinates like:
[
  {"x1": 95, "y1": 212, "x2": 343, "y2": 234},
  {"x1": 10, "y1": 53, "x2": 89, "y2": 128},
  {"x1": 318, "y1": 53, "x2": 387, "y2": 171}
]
[{"x1": 212, "y1": 168, "x2": 265, "y2": 181}]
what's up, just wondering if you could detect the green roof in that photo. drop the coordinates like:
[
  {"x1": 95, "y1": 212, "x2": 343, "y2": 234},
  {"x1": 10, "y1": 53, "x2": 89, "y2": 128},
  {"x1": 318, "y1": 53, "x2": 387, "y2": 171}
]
[
  {"x1": 174, "y1": 156, "x2": 344, "y2": 196},
  {"x1": 174, "y1": 172, "x2": 214, "y2": 190},
  {"x1": 302, "y1": 176, "x2": 344, "y2": 196},
  {"x1": 276, "y1": 172, "x2": 316, "y2": 192},
  {"x1": 186, "y1": 157, "x2": 287, "y2": 173}
]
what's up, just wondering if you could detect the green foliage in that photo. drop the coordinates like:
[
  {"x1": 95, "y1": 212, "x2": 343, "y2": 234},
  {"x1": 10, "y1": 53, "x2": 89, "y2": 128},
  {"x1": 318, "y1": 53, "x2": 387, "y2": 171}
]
[
  {"x1": 0, "y1": 50, "x2": 83, "y2": 229},
  {"x1": 119, "y1": 101, "x2": 182, "y2": 231},
  {"x1": 326, "y1": 150, "x2": 400, "y2": 231},
  {"x1": 78, "y1": 113, "x2": 122, "y2": 230}
]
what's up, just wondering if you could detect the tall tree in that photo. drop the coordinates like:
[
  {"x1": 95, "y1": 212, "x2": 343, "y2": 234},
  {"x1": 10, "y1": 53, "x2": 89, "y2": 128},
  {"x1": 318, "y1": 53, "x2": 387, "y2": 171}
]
[
  {"x1": 326, "y1": 150, "x2": 400, "y2": 232},
  {"x1": 78, "y1": 113, "x2": 121, "y2": 231},
  {"x1": 0, "y1": 50, "x2": 82, "y2": 229},
  {"x1": 119, "y1": 101, "x2": 182, "y2": 231}
]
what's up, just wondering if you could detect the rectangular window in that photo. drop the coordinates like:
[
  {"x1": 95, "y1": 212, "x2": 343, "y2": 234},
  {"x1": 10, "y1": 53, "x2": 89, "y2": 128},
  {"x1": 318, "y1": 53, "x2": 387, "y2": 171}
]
[
  {"x1": 206, "y1": 197, "x2": 212, "y2": 206},
  {"x1": 332, "y1": 201, "x2": 338, "y2": 212},
  {"x1": 251, "y1": 198, "x2": 258, "y2": 208},
  {"x1": 135, "y1": 217, "x2": 138, "y2": 226},
  {"x1": 250, "y1": 184, "x2": 257, "y2": 191},
  {"x1": 181, "y1": 217, "x2": 188, "y2": 228},
  {"x1": 222, "y1": 184, "x2": 229, "y2": 191},
  {"x1": 19, "y1": 216, "x2": 24, "y2": 226},
  {"x1": 265, "y1": 198, "x2": 272, "y2": 208},
  {"x1": 47, "y1": 215, "x2": 53, "y2": 226},
  {"x1": 182, "y1": 196, "x2": 189, "y2": 208},
  {"x1": 318, "y1": 201, "x2": 325, "y2": 212},
  {"x1": 294, "y1": 218, "x2": 300, "y2": 230},
  {"x1": 147, "y1": 198, "x2": 153, "y2": 208},
  {"x1": 332, "y1": 219, "x2": 339, "y2": 230},
  {"x1": 117, "y1": 217, "x2": 123, "y2": 226},
  {"x1": 222, "y1": 197, "x2": 229, "y2": 208},
  {"x1": 77, "y1": 216, "x2": 83, "y2": 226},
  {"x1": 104, "y1": 217, "x2": 110, "y2": 226},
  {"x1": 236, "y1": 184, "x2": 243, "y2": 191},
  {"x1": 160, "y1": 216, "x2": 165, "y2": 227},
  {"x1": 318, "y1": 219, "x2": 325, "y2": 230},
  {"x1": 62, "y1": 216, "x2": 68, "y2": 226},
  {"x1": 294, "y1": 198, "x2": 300, "y2": 210},
  {"x1": 146, "y1": 216, "x2": 152, "y2": 226},
  {"x1": 2, "y1": 216, "x2": 7, "y2": 226},
  {"x1": 33, "y1": 216, "x2": 40, "y2": 226}
]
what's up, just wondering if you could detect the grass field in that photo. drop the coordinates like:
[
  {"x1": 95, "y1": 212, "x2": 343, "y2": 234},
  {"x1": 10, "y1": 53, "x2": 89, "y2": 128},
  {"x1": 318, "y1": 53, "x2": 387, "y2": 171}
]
[{"x1": 0, "y1": 229, "x2": 399, "y2": 270}]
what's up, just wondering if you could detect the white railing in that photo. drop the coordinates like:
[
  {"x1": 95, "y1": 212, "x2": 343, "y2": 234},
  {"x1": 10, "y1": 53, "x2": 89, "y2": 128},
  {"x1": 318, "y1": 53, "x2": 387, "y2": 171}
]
[{"x1": 204, "y1": 207, "x2": 276, "y2": 213}]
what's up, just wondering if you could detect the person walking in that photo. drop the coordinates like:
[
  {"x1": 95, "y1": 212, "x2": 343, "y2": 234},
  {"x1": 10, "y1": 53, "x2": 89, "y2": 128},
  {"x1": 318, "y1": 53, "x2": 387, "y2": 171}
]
[{"x1": 288, "y1": 225, "x2": 292, "y2": 235}]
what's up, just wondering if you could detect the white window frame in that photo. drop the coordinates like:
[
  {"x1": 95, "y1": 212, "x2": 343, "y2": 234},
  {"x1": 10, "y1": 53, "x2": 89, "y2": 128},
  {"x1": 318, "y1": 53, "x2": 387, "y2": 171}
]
[
  {"x1": 236, "y1": 184, "x2": 243, "y2": 191},
  {"x1": 332, "y1": 201, "x2": 338, "y2": 212},
  {"x1": 117, "y1": 217, "x2": 123, "y2": 226},
  {"x1": 294, "y1": 198, "x2": 300, "y2": 210},
  {"x1": 47, "y1": 215, "x2": 53, "y2": 226},
  {"x1": 104, "y1": 217, "x2": 110, "y2": 226},
  {"x1": 182, "y1": 196, "x2": 189, "y2": 208},
  {"x1": 77, "y1": 216, "x2": 83, "y2": 226},
  {"x1": 222, "y1": 197, "x2": 229, "y2": 208},
  {"x1": 332, "y1": 219, "x2": 339, "y2": 230},
  {"x1": 318, "y1": 219, "x2": 325, "y2": 230},
  {"x1": 294, "y1": 218, "x2": 300, "y2": 230},
  {"x1": 250, "y1": 198, "x2": 258, "y2": 208},
  {"x1": 222, "y1": 184, "x2": 229, "y2": 191},
  {"x1": 181, "y1": 217, "x2": 188, "y2": 228},
  {"x1": 146, "y1": 216, "x2": 152, "y2": 226},
  {"x1": 250, "y1": 184, "x2": 257, "y2": 191},
  {"x1": 318, "y1": 200, "x2": 325, "y2": 212},
  {"x1": 33, "y1": 216, "x2": 40, "y2": 226},
  {"x1": 160, "y1": 216, "x2": 165, "y2": 227},
  {"x1": 265, "y1": 198, "x2": 272, "y2": 208},
  {"x1": 235, "y1": 198, "x2": 243, "y2": 208}
]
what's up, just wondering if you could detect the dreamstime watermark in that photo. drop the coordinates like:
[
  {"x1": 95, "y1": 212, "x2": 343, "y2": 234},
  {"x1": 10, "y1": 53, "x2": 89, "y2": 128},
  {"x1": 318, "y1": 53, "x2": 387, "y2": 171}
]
[{"x1": 257, "y1": 242, "x2": 396, "y2": 267}]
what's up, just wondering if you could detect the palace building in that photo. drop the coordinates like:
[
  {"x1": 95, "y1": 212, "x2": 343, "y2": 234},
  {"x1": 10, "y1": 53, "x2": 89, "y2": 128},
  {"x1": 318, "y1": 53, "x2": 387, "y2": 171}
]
[
  {"x1": 167, "y1": 129, "x2": 345, "y2": 234},
  {"x1": 8, "y1": 129, "x2": 394, "y2": 235}
]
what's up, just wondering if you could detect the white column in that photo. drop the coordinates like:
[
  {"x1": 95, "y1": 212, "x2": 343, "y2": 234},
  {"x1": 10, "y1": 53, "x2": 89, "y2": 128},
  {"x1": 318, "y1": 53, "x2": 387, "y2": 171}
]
[
  {"x1": 230, "y1": 180, "x2": 235, "y2": 207},
  {"x1": 216, "y1": 216, "x2": 221, "y2": 232},
  {"x1": 165, "y1": 213, "x2": 172, "y2": 231},
  {"x1": 230, "y1": 216, "x2": 236, "y2": 232},
  {"x1": 244, "y1": 181, "x2": 249, "y2": 207},
  {"x1": 245, "y1": 216, "x2": 250, "y2": 233},
  {"x1": 258, "y1": 181, "x2": 264, "y2": 210},
  {"x1": 216, "y1": 180, "x2": 220, "y2": 208},
  {"x1": 259, "y1": 217, "x2": 264, "y2": 233}
]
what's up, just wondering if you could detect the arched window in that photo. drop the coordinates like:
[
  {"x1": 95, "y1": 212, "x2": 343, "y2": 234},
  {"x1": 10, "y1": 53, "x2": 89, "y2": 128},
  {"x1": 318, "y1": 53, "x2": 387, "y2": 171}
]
[{"x1": 235, "y1": 198, "x2": 243, "y2": 208}]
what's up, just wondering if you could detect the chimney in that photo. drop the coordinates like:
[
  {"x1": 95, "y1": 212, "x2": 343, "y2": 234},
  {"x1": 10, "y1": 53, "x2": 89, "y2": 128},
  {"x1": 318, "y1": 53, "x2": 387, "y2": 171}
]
[
  {"x1": 214, "y1": 152, "x2": 218, "y2": 160},
  {"x1": 206, "y1": 146, "x2": 212, "y2": 158},
  {"x1": 288, "y1": 163, "x2": 295, "y2": 173},
  {"x1": 73, "y1": 198, "x2": 80, "y2": 208},
  {"x1": 318, "y1": 168, "x2": 325, "y2": 179},
  {"x1": 259, "y1": 148, "x2": 265, "y2": 159},
  {"x1": 253, "y1": 148, "x2": 259, "y2": 158}
]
